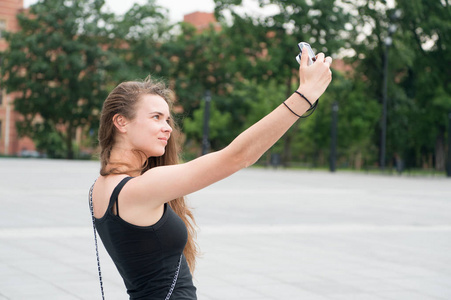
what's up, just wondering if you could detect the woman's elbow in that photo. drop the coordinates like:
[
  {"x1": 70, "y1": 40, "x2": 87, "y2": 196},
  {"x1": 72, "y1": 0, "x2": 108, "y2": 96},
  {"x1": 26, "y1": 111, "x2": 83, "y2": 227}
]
[{"x1": 224, "y1": 147, "x2": 256, "y2": 171}]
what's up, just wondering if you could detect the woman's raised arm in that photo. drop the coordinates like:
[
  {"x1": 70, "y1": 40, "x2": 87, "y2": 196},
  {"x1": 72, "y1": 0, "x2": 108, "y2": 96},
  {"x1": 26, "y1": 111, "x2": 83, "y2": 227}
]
[{"x1": 125, "y1": 49, "x2": 332, "y2": 208}]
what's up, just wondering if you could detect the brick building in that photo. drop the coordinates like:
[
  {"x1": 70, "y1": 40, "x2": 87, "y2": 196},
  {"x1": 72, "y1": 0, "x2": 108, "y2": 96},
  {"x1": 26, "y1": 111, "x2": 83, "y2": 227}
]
[
  {"x1": 0, "y1": 5, "x2": 219, "y2": 157},
  {"x1": 0, "y1": 0, "x2": 35, "y2": 156},
  {"x1": 183, "y1": 11, "x2": 221, "y2": 32}
]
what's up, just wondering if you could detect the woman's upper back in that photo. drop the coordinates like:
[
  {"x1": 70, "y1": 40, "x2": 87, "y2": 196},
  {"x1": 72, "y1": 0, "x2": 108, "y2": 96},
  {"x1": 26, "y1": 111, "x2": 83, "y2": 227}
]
[
  {"x1": 92, "y1": 174, "x2": 165, "y2": 227},
  {"x1": 92, "y1": 176, "x2": 197, "y2": 299}
]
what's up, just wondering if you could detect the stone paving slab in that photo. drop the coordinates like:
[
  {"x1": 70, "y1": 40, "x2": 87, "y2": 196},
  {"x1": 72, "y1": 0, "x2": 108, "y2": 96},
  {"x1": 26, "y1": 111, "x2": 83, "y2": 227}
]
[{"x1": 0, "y1": 158, "x2": 450, "y2": 299}]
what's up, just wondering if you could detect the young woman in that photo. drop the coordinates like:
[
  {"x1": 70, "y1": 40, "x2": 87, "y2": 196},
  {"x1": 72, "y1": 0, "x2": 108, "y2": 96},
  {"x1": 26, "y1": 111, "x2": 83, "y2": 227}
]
[{"x1": 90, "y1": 48, "x2": 332, "y2": 299}]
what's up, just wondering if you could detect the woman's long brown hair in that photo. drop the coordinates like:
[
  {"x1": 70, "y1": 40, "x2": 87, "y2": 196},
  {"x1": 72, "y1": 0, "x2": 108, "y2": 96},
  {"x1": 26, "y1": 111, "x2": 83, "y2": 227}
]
[{"x1": 98, "y1": 76, "x2": 198, "y2": 273}]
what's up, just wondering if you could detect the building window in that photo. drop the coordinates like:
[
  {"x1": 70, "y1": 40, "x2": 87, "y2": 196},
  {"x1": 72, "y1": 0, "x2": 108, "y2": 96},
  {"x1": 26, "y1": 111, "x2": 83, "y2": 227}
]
[{"x1": 0, "y1": 20, "x2": 6, "y2": 39}]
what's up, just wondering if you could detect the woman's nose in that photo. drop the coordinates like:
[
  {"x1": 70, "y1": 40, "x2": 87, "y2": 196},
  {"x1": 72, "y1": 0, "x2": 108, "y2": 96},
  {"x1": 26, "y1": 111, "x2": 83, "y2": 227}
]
[{"x1": 163, "y1": 122, "x2": 173, "y2": 133}]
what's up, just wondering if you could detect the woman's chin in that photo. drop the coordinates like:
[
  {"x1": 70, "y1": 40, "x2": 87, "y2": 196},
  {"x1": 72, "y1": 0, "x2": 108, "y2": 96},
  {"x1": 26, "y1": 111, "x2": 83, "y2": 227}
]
[{"x1": 148, "y1": 149, "x2": 166, "y2": 158}]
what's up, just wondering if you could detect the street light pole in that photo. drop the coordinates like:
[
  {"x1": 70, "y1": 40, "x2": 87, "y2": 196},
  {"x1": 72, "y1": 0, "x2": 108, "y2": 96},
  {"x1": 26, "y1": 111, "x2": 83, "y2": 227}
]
[
  {"x1": 380, "y1": 10, "x2": 400, "y2": 171},
  {"x1": 201, "y1": 90, "x2": 211, "y2": 156},
  {"x1": 330, "y1": 101, "x2": 339, "y2": 172},
  {"x1": 447, "y1": 111, "x2": 451, "y2": 177},
  {"x1": 380, "y1": 39, "x2": 389, "y2": 171}
]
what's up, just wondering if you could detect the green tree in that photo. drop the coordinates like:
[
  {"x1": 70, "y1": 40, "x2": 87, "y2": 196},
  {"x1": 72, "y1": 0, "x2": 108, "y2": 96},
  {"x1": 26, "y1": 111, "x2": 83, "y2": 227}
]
[
  {"x1": 169, "y1": 22, "x2": 234, "y2": 117},
  {"x1": 239, "y1": 79, "x2": 286, "y2": 164},
  {"x1": 105, "y1": 0, "x2": 173, "y2": 82},
  {"x1": 214, "y1": 0, "x2": 354, "y2": 165},
  {"x1": 162, "y1": 22, "x2": 242, "y2": 152},
  {"x1": 395, "y1": 0, "x2": 451, "y2": 171},
  {"x1": 1, "y1": 0, "x2": 115, "y2": 158},
  {"x1": 349, "y1": 0, "x2": 451, "y2": 171},
  {"x1": 183, "y1": 98, "x2": 233, "y2": 153},
  {"x1": 347, "y1": 0, "x2": 412, "y2": 170}
]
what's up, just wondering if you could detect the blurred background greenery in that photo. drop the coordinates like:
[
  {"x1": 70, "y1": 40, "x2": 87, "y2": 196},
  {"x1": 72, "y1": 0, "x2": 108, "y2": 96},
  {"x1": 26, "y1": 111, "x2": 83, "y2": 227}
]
[{"x1": 1, "y1": 0, "x2": 450, "y2": 175}]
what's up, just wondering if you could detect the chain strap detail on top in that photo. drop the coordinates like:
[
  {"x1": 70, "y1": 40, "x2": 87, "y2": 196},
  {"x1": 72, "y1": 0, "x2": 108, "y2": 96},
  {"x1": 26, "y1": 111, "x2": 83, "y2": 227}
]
[
  {"x1": 89, "y1": 180, "x2": 105, "y2": 300},
  {"x1": 89, "y1": 180, "x2": 183, "y2": 300},
  {"x1": 165, "y1": 254, "x2": 182, "y2": 300}
]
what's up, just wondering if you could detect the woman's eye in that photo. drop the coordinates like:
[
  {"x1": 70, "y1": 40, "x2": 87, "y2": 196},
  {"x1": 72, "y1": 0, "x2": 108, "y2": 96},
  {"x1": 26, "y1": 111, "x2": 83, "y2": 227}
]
[{"x1": 152, "y1": 115, "x2": 160, "y2": 120}]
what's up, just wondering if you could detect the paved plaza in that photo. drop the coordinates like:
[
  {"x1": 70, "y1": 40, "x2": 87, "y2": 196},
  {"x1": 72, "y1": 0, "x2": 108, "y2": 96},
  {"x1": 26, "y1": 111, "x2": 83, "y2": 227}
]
[{"x1": 0, "y1": 158, "x2": 450, "y2": 299}]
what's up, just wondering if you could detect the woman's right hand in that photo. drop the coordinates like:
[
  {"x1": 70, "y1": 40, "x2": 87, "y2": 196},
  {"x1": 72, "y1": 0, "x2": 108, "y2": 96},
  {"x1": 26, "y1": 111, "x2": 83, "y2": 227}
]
[{"x1": 297, "y1": 48, "x2": 333, "y2": 103}]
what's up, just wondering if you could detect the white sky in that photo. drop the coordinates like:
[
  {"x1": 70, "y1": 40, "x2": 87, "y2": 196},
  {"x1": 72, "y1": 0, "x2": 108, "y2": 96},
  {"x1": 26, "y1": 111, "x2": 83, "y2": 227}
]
[
  {"x1": 22, "y1": 0, "x2": 400, "y2": 55},
  {"x1": 108, "y1": 0, "x2": 216, "y2": 22},
  {"x1": 23, "y1": 0, "x2": 217, "y2": 23},
  {"x1": 23, "y1": 0, "x2": 283, "y2": 23}
]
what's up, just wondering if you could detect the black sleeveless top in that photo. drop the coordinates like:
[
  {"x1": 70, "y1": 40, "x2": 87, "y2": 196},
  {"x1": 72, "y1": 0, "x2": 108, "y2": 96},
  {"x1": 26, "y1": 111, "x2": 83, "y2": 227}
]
[{"x1": 94, "y1": 177, "x2": 197, "y2": 299}]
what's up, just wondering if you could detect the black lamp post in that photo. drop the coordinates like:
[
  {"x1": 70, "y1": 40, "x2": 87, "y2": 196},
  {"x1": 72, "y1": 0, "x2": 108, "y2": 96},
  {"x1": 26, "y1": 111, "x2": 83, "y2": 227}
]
[
  {"x1": 447, "y1": 111, "x2": 451, "y2": 177},
  {"x1": 201, "y1": 90, "x2": 211, "y2": 156},
  {"x1": 330, "y1": 101, "x2": 339, "y2": 172},
  {"x1": 380, "y1": 9, "x2": 401, "y2": 171}
]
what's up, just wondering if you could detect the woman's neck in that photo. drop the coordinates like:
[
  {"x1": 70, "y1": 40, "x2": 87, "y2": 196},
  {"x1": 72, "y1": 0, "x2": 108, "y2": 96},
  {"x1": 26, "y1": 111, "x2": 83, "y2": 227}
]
[{"x1": 107, "y1": 147, "x2": 146, "y2": 177}]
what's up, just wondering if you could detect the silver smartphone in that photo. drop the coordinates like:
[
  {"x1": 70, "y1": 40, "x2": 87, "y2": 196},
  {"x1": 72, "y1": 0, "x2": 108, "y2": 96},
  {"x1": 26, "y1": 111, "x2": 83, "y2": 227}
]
[{"x1": 295, "y1": 42, "x2": 316, "y2": 66}]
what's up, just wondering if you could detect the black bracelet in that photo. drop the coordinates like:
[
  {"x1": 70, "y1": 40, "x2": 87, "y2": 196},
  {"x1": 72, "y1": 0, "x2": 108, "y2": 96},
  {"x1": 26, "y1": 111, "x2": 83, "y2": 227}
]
[
  {"x1": 293, "y1": 90, "x2": 319, "y2": 117},
  {"x1": 283, "y1": 101, "x2": 318, "y2": 119},
  {"x1": 294, "y1": 90, "x2": 313, "y2": 108},
  {"x1": 301, "y1": 101, "x2": 318, "y2": 118},
  {"x1": 283, "y1": 102, "x2": 302, "y2": 118}
]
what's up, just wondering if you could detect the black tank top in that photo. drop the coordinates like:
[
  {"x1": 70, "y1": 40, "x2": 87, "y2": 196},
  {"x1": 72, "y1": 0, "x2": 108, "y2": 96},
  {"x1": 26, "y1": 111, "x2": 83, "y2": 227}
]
[{"x1": 94, "y1": 177, "x2": 197, "y2": 299}]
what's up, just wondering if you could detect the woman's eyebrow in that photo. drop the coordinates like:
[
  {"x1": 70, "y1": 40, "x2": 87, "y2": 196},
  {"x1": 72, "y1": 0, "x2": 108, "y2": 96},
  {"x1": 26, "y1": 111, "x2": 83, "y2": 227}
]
[
  {"x1": 149, "y1": 111, "x2": 171, "y2": 119},
  {"x1": 149, "y1": 111, "x2": 164, "y2": 116}
]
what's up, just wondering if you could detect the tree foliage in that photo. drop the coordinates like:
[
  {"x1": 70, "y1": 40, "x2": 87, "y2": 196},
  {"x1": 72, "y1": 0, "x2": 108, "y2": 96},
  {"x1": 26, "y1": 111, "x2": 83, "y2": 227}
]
[
  {"x1": 394, "y1": 0, "x2": 451, "y2": 170},
  {"x1": 213, "y1": 0, "x2": 354, "y2": 165},
  {"x1": 1, "y1": 0, "x2": 114, "y2": 158},
  {"x1": 347, "y1": 0, "x2": 451, "y2": 170},
  {"x1": 1, "y1": 0, "x2": 449, "y2": 172}
]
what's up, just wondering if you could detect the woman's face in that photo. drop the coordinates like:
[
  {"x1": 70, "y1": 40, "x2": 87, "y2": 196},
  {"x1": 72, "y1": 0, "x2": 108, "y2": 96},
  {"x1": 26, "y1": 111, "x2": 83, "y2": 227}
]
[{"x1": 126, "y1": 94, "x2": 173, "y2": 157}]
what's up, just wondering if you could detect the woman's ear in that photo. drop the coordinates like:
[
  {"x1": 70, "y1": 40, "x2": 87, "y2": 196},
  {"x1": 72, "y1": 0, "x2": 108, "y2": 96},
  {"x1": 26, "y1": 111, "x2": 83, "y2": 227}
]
[{"x1": 113, "y1": 114, "x2": 128, "y2": 133}]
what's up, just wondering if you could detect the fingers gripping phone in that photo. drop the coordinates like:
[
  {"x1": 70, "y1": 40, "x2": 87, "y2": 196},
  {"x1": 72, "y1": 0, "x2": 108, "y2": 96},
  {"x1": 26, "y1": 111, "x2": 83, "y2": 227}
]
[{"x1": 295, "y1": 42, "x2": 316, "y2": 66}]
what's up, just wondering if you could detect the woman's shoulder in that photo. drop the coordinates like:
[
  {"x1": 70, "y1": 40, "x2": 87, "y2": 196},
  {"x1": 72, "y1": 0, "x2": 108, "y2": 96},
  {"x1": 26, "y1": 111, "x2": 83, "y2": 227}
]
[
  {"x1": 92, "y1": 174, "x2": 130, "y2": 218},
  {"x1": 96, "y1": 174, "x2": 131, "y2": 193}
]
